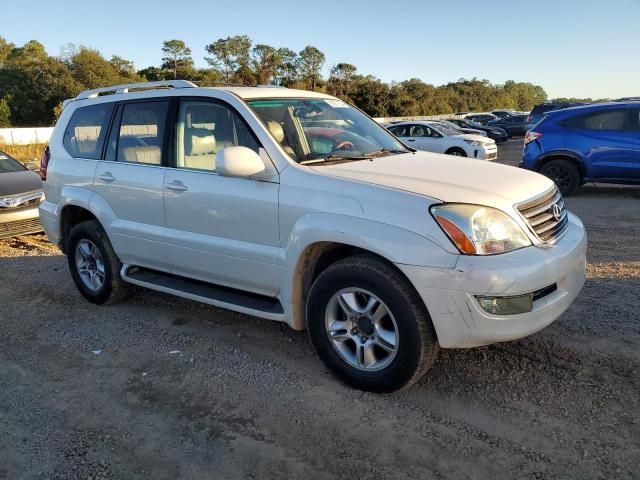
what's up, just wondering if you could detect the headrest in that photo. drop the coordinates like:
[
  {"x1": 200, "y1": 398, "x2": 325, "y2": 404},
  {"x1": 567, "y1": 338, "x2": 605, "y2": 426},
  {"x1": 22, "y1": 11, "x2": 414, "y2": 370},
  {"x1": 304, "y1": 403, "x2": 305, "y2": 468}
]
[
  {"x1": 122, "y1": 145, "x2": 161, "y2": 164},
  {"x1": 267, "y1": 121, "x2": 285, "y2": 143},
  {"x1": 185, "y1": 128, "x2": 216, "y2": 156}
]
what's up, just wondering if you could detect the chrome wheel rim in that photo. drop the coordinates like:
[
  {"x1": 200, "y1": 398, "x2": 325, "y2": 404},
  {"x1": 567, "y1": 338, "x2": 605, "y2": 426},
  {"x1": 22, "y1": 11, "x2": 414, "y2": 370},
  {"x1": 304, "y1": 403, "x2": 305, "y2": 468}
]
[
  {"x1": 325, "y1": 288, "x2": 399, "y2": 372},
  {"x1": 75, "y1": 239, "x2": 105, "y2": 292}
]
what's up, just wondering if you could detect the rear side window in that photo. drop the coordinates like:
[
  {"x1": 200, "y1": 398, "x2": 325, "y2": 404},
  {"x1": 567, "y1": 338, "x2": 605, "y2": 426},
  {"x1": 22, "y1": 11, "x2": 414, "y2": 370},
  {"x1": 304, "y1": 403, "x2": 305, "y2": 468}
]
[
  {"x1": 63, "y1": 103, "x2": 114, "y2": 159},
  {"x1": 116, "y1": 101, "x2": 169, "y2": 165},
  {"x1": 566, "y1": 109, "x2": 629, "y2": 131}
]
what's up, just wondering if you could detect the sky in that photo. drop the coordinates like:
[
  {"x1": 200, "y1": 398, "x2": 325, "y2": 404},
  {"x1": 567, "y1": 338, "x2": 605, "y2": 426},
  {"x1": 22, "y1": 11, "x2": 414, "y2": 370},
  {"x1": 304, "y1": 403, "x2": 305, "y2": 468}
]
[{"x1": 3, "y1": 0, "x2": 639, "y2": 99}]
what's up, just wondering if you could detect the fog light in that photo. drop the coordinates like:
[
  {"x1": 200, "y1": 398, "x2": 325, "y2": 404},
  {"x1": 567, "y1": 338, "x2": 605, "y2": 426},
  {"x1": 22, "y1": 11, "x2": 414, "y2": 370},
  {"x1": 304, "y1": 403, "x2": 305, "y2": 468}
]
[{"x1": 476, "y1": 294, "x2": 533, "y2": 315}]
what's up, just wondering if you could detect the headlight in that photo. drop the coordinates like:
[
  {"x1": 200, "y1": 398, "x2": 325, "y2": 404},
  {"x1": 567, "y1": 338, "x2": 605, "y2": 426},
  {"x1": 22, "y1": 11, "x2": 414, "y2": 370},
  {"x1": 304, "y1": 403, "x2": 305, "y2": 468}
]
[
  {"x1": 431, "y1": 204, "x2": 531, "y2": 255},
  {"x1": 464, "y1": 140, "x2": 481, "y2": 146}
]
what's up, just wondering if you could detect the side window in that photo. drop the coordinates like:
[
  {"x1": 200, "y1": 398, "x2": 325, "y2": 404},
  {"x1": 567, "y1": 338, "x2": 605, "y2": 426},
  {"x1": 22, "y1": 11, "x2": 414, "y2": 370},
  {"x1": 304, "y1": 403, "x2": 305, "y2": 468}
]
[
  {"x1": 388, "y1": 125, "x2": 407, "y2": 137},
  {"x1": 409, "y1": 125, "x2": 429, "y2": 137},
  {"x1": 116, "y1": 101, "x2": 169, "y2": 165},
  {"x1": 63, "y1": 103, "x2": 113, "y2": 159},
  {"x1": 567, "y1": 109, "x2": 629, "y2": 131},
  {"x1": 176, "y1": 100, "x2": 260, "y2": 172}
]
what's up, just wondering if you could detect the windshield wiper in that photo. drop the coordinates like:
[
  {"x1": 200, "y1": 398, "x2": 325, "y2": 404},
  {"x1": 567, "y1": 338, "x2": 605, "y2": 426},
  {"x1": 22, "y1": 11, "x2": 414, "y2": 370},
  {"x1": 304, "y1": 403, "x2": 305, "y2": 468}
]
[
  {"x1": 300, "y1": 154, "x2": 373, "y2": 165},
  {"x1": 367, "y1": 148, "x2": 408, "y2": 157}
]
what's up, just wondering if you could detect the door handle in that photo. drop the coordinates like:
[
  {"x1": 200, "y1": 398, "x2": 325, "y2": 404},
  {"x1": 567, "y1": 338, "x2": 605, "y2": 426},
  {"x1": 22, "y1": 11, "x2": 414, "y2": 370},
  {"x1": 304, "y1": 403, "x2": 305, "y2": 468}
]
[
  {"x1": 166, "y1": 180, "x2": 188, "y2": 192},
  {"x1": 97, "y1": 172, "x2": 115, "y2": 182},
  {"x1": 406, "y1": 139, "x2": 416, "y2": 142}
]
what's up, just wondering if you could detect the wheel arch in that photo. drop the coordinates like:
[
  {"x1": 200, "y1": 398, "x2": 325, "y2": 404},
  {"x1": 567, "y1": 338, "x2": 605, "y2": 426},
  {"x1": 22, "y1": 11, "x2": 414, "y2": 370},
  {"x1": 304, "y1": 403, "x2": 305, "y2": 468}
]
[{"x1": 535, "y1": 151, "x2": 586, "y2": 180}]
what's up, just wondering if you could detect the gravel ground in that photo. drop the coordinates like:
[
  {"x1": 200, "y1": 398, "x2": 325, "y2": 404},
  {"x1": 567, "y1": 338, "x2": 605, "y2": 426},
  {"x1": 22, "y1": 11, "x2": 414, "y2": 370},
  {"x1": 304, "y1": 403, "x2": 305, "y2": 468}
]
[{"x1": 1, "y1": 140, "x2": 639, "y2": 479}]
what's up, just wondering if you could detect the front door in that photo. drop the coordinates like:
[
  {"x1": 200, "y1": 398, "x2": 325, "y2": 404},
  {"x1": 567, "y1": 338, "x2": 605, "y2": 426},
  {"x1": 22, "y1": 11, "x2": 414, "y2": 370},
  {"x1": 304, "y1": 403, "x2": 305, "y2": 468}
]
[
  {"x1": 93, "y1": 99, "x2": 170, "y2": 269},
  {"x1": 163, "y1": 99, "x2": 280, "y2": 296}
]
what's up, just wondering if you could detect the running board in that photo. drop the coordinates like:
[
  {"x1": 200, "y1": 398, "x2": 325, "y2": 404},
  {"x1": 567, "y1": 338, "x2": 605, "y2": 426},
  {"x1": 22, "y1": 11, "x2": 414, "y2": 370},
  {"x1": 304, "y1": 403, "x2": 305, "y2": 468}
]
[{"x1": 120, "y1": 265, "x2": 285, "y2": 321}]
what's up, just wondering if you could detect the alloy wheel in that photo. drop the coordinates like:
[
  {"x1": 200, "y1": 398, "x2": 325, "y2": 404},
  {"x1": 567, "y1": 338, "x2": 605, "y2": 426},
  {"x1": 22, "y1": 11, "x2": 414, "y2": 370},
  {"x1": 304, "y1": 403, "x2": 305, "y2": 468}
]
[{"x1": 75, "y1": 239, "x2": 106, "y2": 292}]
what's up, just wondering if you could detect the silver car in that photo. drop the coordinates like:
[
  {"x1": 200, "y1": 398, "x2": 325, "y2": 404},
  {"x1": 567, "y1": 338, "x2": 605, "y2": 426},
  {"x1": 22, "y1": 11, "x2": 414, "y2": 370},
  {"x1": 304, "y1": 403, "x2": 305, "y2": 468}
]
[{"x1": 0, "y1": 150, "x2": 43, "y2": 239}]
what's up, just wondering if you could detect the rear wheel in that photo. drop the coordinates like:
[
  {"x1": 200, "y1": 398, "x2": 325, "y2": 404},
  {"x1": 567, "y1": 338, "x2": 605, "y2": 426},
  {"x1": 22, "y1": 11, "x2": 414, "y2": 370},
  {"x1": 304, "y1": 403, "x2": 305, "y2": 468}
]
[
  {"x1": 307, "y1": 255, "x2": 439, "y2": 393},
  {"x1": 67, "y1": 220, "x2": 129, "y2": 305},
  {"x1": 540, "y1": 159, "x2": 580, "y2": 196},
  {"x1": 446, "y1": 147, "x2": 467, "y2": 157}
]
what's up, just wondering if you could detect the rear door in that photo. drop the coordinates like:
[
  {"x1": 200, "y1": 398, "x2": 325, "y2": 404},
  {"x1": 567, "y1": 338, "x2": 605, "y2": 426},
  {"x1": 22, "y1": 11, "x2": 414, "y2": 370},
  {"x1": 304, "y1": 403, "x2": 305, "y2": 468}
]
[
  {"x1": 162, "y1": 98, "x2": 280, "y2": 296},
  {"x1": 93, "y1": 99, "x2": 170, "y2": 269},
  {"x1": 565, "y1": 108, "x2": 636, "y2": 180}
]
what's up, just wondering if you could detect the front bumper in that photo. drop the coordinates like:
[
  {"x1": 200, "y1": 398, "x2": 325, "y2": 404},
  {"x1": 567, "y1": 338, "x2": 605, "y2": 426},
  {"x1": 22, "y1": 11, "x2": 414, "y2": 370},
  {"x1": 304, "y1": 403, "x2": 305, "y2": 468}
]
[
  {"x1": 398, "y1": 212, "x2": 587, "y2": 348},
  {"x1": 0, "y1": 204, "x2": 43, "y2": 239},
  {"x1": 474, "y1": 145, "x2": 498, "y2": 161}
]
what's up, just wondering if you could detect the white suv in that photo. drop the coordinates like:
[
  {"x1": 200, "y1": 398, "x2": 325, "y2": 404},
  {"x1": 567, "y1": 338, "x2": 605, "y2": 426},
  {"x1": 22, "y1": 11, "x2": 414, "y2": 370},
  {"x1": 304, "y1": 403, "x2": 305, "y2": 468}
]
[{"x1": 40, "y1": 81, "x2": 587, "y2": 392}]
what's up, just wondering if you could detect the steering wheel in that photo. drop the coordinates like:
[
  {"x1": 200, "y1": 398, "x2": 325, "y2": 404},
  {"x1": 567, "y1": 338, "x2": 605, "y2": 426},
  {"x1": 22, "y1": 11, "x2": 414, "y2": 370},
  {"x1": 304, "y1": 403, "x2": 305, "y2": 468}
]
[{"x1": 334, "y1": 140, "x2": 354, "y2": 151}]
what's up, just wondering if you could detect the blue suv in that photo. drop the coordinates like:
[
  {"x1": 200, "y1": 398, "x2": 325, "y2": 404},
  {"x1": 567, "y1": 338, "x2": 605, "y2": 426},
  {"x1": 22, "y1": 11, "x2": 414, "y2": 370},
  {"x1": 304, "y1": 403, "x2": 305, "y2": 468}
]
[{"x1": 522, "y1": 102, "x2": 640, "y2": 196}]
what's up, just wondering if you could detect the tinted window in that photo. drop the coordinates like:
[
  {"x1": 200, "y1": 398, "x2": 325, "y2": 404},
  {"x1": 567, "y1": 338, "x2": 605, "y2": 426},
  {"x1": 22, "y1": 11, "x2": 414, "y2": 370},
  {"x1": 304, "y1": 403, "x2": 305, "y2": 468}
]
[
  {"x1": 63, "y1": 103, "x2": 113, "y2": 159},
  {"x1": 0, "y1": 151, "x2": 26, "y2": 173},
  {"x1": 116, "y1": 101, "x2": 168, "y2": 165},
  {"x1": 388, "y1": 125, "x2": 407, "y2": 136},
  {"x1": 409, "y1": 125, "x2": 430, "y2": 137},
  {"x1": 176, "y1": 100, "x2": 260, "y2": 172},
  {"x1": 567, "y1": 109, "x2": 629, "y2": 131}
]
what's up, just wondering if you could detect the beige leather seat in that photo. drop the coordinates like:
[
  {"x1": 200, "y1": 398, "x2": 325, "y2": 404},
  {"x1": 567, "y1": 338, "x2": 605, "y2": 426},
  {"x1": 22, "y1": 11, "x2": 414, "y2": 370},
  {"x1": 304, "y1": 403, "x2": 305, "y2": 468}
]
[
  {"x1": 122, "y1": 145, "x2": 161, "y2": 164},
  {"x1": 184, "y1": 128, "x2": 216, "y2": 170},
  {"x1": 267, "y1": 121, "x2": 296, "y2": 158}
]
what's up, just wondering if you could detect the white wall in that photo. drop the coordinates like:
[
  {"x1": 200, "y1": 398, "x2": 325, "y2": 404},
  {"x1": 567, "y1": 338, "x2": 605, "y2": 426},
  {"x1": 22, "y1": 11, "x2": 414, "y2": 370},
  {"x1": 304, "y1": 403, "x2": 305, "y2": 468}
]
[{"x1": 0, "y1": 127, "x2": 54, "y2": 145}]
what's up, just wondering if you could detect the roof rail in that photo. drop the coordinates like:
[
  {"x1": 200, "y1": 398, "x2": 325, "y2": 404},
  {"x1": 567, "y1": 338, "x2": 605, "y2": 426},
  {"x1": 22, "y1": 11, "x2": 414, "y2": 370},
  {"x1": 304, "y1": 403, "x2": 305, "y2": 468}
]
[{"x1": 75, "y1": 80, "x2": 197, "y2": 100}]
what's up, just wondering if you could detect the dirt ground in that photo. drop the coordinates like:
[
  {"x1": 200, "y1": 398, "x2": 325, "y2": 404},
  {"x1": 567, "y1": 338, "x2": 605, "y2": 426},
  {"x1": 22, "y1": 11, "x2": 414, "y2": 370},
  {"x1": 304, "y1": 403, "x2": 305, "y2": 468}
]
[{"x1": 1, "y1": 140, "x2": 639, "y2": 479}]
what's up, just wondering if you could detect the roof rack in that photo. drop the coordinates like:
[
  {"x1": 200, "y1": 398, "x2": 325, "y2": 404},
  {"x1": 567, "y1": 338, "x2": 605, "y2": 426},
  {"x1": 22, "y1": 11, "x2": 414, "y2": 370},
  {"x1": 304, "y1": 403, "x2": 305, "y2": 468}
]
[{"x1": 75, "y1": 80, "x2": 197, "y2": 100}]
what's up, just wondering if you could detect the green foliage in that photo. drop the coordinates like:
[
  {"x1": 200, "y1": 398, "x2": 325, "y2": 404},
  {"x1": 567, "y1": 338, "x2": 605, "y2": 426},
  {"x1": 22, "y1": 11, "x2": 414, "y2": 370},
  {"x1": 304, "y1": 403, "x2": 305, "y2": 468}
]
[
  {"x1": 0, "y1": 35, "x2": 550, "y2": 125},
  {"x1": 0, "y1": 97, "x2": 11, "y2": 127}
]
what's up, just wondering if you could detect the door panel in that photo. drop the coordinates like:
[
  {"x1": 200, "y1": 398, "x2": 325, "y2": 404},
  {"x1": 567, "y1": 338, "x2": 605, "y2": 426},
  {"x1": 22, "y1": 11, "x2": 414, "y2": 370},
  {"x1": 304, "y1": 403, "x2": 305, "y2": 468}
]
[
  {"x1": 93, "y1": 100, "x2": 170, "y2": 268},
  {"x1": 163, "y1": 99, "x2": 280, "y2": 296}
]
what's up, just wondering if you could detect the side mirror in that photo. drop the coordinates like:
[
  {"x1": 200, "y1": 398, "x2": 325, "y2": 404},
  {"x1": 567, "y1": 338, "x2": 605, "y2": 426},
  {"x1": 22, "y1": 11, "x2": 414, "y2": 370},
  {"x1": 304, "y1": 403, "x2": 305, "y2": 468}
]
[
  {"x1": 24, "y1": 161, "x2": 39, "y2": 171},
  {"x1": 215, "y1": 146, "x2": 265, "y2": 178}
]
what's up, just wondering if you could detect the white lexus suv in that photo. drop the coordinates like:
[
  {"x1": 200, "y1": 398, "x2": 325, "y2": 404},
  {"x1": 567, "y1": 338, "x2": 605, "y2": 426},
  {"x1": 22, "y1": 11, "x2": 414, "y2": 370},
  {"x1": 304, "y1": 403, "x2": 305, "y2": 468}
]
[{"x1": 40, "y1": 81, "x2": 586, "y2": 392}]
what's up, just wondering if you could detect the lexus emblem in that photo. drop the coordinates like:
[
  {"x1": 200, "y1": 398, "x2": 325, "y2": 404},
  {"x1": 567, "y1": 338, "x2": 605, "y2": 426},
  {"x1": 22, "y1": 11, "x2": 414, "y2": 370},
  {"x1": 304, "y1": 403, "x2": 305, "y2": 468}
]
[{"x1": 551, "y1": 203, "x2": 562, "y2": 221}]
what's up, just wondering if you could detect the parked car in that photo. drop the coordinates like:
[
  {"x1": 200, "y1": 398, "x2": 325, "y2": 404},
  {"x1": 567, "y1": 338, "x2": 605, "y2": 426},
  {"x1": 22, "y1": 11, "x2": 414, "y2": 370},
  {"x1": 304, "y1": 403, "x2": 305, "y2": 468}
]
[
  {"x1": 522, "y1": 102, "x2": 640, "y2": 196},
  {"x1": 447, "y1": 118, "x2": 509, "y2": 143},
  {"x1": 386, "y1": 121, "x2": 497, "y2": 160},
  {"x1": 465, "y1": 113, "x2": 498, "y2": 125},
  {"x1": 488, "y1": 114, "x2": 532, "y2": 137},
  {"x1": 491, "y1": 110, "x2": 516, "y2": 119},
  {"x1": 40, "y1": 81, "x2": 586, "y2": 393},
  {"x1": 527, "y1": 102, "x2": 587, "y2": 128},
  {"x1": 431, "y1": 119, "x2": 487, "y2": 137},
  {"x1": 0, "y1": 150, "x2": 43, "y2": 239}
]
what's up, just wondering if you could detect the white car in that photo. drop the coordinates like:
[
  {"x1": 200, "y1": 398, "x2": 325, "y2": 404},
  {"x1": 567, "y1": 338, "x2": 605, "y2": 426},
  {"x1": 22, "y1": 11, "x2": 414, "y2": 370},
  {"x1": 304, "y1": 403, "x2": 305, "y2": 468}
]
[
  {"x1": 40, "y1": 81, "x2": 586, "y2": 392},
  {"x1": 387, "y1": 120, "x2": 498, "y2": 160}
]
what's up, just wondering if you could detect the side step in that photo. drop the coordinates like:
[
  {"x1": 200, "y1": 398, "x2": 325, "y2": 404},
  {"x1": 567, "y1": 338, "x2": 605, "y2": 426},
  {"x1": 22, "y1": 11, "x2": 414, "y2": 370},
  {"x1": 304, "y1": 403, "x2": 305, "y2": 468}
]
[{"x1": 121, "y1": 265, "x2": 285, "y2": 321}]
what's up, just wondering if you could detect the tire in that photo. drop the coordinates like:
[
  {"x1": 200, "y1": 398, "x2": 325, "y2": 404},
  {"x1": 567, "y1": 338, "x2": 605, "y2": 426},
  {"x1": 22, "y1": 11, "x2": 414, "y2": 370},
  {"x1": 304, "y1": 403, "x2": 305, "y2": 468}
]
[
  {"x1": 540, "y1": 159, "x2": 581, "y2": 196},
  {"x1": 66, "y1": 220, "x2": 129, "y2": 305},
  {"x1": 307, "y1": 255, "x2": 439, "y2": 393},
  {"x1": 446, "y1": 148, "x2": 467, "y2": 157}
]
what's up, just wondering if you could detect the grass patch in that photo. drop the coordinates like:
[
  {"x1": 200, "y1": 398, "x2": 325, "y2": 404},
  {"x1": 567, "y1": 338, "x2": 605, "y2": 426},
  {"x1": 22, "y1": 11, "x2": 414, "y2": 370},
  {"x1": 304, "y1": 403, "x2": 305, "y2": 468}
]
[{"x1": 0, "y1": 143, "x2": 46, "y2": 165}]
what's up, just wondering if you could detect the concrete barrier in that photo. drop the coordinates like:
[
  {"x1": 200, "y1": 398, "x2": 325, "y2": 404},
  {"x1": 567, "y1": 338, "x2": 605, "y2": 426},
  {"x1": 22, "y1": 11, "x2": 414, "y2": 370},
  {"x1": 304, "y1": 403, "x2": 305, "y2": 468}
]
[{"x1": 0, "y1": 127, "x2": 54, "y2": 145}]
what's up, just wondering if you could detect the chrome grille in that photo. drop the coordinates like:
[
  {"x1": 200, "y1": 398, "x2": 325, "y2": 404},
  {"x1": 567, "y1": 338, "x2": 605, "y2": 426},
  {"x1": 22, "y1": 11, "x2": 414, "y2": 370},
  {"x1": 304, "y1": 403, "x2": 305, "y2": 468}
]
[{"x1": 516, "y1": 187, "x2": 568, "y2": 243}]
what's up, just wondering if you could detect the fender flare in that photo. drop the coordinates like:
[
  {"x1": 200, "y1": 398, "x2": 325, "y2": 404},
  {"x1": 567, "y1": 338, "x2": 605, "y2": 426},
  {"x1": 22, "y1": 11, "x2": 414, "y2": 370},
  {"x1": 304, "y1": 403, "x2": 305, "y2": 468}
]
[{"x1": 535, "y1": 150, "x2": 586, "y2": 177}]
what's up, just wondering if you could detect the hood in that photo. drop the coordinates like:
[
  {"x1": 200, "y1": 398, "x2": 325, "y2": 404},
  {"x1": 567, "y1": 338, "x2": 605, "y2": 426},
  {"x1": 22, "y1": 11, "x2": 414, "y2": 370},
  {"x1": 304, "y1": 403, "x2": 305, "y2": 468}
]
[
  {"x1": 458, "y1": 133, "x2": 495, "y2": 144},
  {"x1": 0, "y1": 170, "x2": 43, "y2": 197},
  {"x1": 312, "y1": 151, "x2": 553, "y2": 209}
]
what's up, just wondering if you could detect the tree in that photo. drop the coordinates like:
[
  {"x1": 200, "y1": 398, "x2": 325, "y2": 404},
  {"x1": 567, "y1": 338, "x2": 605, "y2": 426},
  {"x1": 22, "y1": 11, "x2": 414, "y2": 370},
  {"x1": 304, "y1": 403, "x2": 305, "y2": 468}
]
[
  {"x1": 273, "y1": 48, "x2": 297, "y2": 86},
  {"x1": 328, "y1": 63, "x2": 357, "y2": 98},
  {"x1": 161, "y1": 40, "x2": 193, "y2": 79},
  {"x1": 67, "y1": 47, "x2": 139, "y2": 89},
  {"x1": 138, "y1": 66, "x2": 168, "y2": 81},
  {"x1": 0, "y1": 40, "x2": 79, "y2": 126},
  {"x1": 110, "y1": 55, "x2": 136, "y2": 78},
  {"x1": 205, "y1": 35, "x2": 252, "y2": 83},
  {"x1": 252, "y1": 44, "x2": 279, "y2": 85},
  {"x1": 0, "y1": 37, "x2": 15, "y2": 67},
  {"x1": 297, "y1": 46, "x2": 325, "y2": 90},
  {"x1": 0, "y1": 97, "x2": 11, "y2": 127}
]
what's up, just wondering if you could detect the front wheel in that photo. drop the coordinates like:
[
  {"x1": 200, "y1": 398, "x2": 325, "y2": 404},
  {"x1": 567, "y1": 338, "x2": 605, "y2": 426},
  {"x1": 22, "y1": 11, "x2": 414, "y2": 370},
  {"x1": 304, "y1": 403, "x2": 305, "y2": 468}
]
[
  {"x1": 307, "y1": 255, "x2": 439, "y2": 393},
  {"x1": 446, "y1": 147, "x2": 467, "y2": 157},
  {"x1": 67, "y1": 220, "x2": 129, "y2": 305},
  {"x1": 540, "y1": 159, "x2": 580, "y2": 196}
]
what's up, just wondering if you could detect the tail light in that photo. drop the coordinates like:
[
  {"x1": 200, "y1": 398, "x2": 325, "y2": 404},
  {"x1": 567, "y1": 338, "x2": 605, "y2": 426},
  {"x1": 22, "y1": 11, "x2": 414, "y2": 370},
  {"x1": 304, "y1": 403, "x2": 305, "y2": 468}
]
[
  {"x1": 524, "y1": 131, "x2": 543, "y2": 145},
  {"x1": 39, "y1": 145, "x2": 50, "y2": 181}
]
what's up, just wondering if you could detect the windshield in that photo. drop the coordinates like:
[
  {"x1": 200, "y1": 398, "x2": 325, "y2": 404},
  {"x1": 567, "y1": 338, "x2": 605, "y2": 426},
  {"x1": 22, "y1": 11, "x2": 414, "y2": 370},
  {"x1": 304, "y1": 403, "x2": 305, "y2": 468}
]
[
  {"x1": 466, "y1": 120, "x2": 483, "y2": 128},
  {"x1": 428, "y1": 123, "x2": 459, "y2": 136},
  {"x1": 247, "y1": 98, "x2": 408, "y2": 163},
  {"x1": 0, "y1": 152, "x2": 26, "y2": 173},
  {"x1": 438, "y1": 120, "x2": 464, "y2": 133}
]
